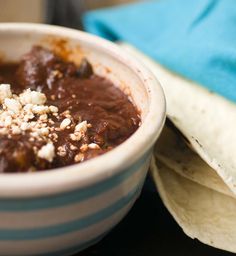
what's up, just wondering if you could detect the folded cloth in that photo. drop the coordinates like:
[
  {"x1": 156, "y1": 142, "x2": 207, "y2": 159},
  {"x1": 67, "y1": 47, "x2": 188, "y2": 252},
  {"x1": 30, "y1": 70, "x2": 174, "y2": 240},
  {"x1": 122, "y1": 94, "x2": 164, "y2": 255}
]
[{"x1": 83, "y1": 0, "x2": 236, "y2": 102}]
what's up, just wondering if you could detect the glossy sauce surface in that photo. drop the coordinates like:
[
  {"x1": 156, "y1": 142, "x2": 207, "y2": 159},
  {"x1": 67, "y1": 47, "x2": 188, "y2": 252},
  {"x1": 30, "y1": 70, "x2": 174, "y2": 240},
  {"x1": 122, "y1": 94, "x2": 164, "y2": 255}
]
[{"x1": 0, "y1": 46, "x2": 140, "y2": 173}]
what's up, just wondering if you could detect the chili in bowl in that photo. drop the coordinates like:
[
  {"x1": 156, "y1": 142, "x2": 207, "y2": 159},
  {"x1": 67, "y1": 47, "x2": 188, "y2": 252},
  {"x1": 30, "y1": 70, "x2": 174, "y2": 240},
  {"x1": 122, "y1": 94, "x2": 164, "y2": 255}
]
[{"x1": 0, "y1": 23, "x2": 165, "y2": 256}]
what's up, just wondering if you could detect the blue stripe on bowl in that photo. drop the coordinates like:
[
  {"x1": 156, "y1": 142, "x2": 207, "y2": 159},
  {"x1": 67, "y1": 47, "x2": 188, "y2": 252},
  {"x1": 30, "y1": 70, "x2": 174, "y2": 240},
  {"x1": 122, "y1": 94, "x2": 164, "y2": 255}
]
[
  {"x1": 0, "y1": 179, "x2": 144, "y2": 240},
  {"x1": 0, "y1": 150, "x2": 151, "y2": 212}
]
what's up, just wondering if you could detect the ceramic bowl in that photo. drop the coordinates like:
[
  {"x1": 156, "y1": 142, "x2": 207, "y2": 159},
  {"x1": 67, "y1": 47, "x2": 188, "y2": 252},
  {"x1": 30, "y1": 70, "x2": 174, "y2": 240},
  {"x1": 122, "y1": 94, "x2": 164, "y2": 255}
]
[{"x1": 0, "y1": 23, "x2": 165, "y2": 256}]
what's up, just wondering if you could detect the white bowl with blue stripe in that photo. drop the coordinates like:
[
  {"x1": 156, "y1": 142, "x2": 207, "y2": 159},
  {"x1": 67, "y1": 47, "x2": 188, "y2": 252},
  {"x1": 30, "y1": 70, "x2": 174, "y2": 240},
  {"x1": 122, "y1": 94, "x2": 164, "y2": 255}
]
[{"x1": 0, "y1": 23, "x2": 166, "y2": 255}]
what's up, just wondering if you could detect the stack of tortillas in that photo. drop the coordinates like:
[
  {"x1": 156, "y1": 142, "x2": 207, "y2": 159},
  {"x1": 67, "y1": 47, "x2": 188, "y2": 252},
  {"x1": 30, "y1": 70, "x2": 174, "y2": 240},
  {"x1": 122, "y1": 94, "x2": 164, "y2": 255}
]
[{"x1": 121, "y1": 43, "x2": 236, "y2": 253}]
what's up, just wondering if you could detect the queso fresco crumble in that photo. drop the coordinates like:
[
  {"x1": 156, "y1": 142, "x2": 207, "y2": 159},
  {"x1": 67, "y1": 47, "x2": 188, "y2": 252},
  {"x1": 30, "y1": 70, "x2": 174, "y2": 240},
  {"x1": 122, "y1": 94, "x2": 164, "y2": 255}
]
[
  {"x1": 0, "y1": 84, "x2": 93, "y2": 163},
  {"x1": 0, "y1": 46, "x2": 140, "y2": 172}
]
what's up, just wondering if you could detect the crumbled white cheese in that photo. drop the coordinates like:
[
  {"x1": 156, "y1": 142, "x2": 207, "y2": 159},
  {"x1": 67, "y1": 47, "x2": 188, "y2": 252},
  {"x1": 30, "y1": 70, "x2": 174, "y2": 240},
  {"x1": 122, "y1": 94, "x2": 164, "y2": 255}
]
[
  {"x1": 69, "y1": 144, "x2": 77, "y2": 150},
  {"x1": 12, "y1": 126, "x2": 21, "y2": 135},
  {"x1": 0, "y1": 127, "x2": 7, "y2": 134},
  {"x1": 19, "y1": 89, "x2": 46, "y2": 105},
  {"x1": 49, "y1": 106, "x2": 58, "y2": 113},
  {"x1": 40, "y1": 127, "x2": 49, "y2": 136},
  {"x1": 37, "y1": 143, "x2": 55, "y2": 162},
  {"x1": 39, "y1": 114, "x2": 48, "y2": 121},
  {"x1": 23, "y1": 104, "x2": 33, "y2": 112},
  {"x1": 88, "y1": 143, "x2": 100, "y2": 150},
  {"x1": 74, "y1": 153, "x2": 84, "y2": 162},
  {"x1": 20, "y1": 122, "x2": 30, "y2": 131},
  {"x1": 69, "y1": 132, "x2": 82, "y2": 141},
  {"x1": 4, "y1": 116, "x2": 12, "y2": 127},
  {"x1": 23, "y1": 113, "x2": 34, "y2": 122},
  {"x1": 4, "y1": 98, "x2": 22, "y2": 113},
  {"x1": 0, "y1": 83, "x2": 93, "y2": 164},
  {"x1": 0, "y1": 84, "x2": 12, "y2": 103},
  {"x1": 74, "y1": 121, "x2": 88, "y2": 133},
  {"x1": 60, "y1": 118, "x2": 71, "y2": 130},
  {"x1": 57, "y1": 145, "x2": 67, "y2": 157},
  {"x1": 32, "y1": 105, "x2": 49, "y2": 115}
]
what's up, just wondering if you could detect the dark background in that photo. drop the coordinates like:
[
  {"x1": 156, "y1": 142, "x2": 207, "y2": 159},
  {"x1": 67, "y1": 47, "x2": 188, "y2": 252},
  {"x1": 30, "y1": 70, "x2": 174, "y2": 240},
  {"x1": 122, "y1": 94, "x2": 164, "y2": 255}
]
[{"x1": 46, "y1": 2, "x2": 234, "y2": 255}]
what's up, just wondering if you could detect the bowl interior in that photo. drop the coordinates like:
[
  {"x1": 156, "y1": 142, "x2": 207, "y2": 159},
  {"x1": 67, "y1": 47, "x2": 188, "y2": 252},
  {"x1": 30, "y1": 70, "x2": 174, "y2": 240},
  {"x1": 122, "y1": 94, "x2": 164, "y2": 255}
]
[
  {"x1": 0, "y1": 23, "x2": 165, "y2": 197},
  {"x1": 0, "y1": 25, "x2": 149, "y2": 120}
]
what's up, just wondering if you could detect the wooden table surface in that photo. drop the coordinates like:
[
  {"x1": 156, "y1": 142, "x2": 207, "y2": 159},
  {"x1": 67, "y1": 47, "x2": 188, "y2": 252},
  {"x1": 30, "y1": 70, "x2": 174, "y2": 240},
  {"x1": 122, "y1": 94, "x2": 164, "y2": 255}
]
[{"x1": 75, "y1": 175, "x2": 234, "y2": 256}]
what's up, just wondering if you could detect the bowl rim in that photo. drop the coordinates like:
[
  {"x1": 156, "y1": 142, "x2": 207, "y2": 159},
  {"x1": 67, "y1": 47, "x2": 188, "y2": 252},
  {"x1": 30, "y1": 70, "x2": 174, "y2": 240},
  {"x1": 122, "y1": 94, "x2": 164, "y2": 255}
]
[{"x1": 0, "y1": 23, "x2": 166, "y2": 198}]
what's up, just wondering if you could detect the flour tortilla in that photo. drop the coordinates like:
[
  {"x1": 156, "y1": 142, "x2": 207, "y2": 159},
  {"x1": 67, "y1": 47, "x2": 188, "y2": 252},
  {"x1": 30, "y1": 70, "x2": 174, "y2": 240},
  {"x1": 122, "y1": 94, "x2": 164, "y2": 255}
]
[
  {"x1": 151, "y1": 159, "x2": 236, "y2": 253},
  {"x1": 120, "y1": 43, "x2": 236, "y2": 194},
  {"x1": 154, "y1": 121, "x2": 234, "y2": 198}
]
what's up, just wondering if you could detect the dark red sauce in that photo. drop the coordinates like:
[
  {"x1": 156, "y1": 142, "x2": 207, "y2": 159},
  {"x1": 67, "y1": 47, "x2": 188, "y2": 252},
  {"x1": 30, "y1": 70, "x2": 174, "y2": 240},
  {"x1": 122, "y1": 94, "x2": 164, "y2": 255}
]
[{"x1": 0, "y1": 46, "x2": 140, "y2": 173}]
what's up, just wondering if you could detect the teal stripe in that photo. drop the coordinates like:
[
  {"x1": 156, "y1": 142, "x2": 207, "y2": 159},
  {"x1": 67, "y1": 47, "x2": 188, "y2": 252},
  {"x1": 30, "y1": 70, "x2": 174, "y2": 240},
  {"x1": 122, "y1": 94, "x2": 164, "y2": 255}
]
[
  {"x1": 0, "y1": 151, "x2": 151, "y2": 211},
  {"x1": 0, "y1": 180, "x2": 143, "y2": 240}
]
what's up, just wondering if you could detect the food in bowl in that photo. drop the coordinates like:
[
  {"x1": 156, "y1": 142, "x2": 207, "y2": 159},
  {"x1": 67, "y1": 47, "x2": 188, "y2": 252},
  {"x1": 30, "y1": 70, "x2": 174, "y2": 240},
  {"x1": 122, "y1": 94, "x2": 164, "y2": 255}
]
[
  {"x1": 0, "y1": 23, "x2": 165, "y2": 256},
  {"x1": 0, "y1": 46, "x2": 140, "y2": 173}
]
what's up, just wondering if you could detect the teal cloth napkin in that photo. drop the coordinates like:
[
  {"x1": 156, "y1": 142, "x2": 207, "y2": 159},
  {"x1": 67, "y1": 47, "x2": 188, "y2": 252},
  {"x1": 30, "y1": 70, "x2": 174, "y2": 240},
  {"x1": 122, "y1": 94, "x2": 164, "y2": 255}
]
[{"x1": 83, "y1": 0, "x2": 236, "y2": 102}]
